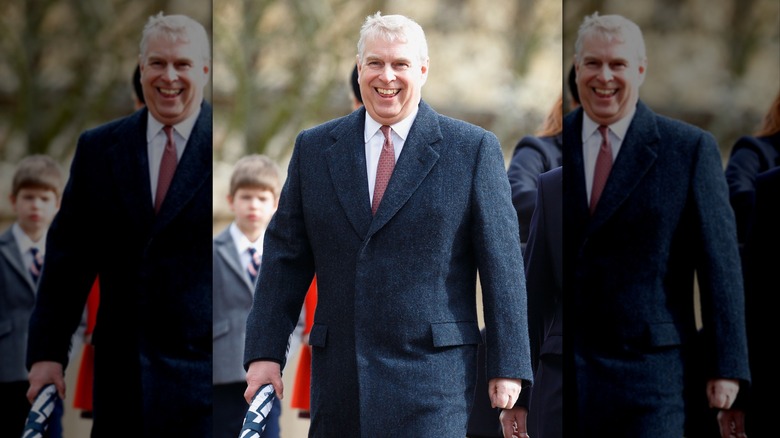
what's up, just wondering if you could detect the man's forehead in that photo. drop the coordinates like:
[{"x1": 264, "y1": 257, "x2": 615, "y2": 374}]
[{"x1": 143, "y1": 38, "x2": 201, "y2": 58}]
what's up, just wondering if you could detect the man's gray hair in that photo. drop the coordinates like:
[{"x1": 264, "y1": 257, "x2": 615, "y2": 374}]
[
  {"x1": 357, "y1": 11, "x2": 428, "y2": 64},
  {"x1": 139, "y1": 12, "x2": 210, "y2": 63},
  {"x1": 574, "y1": 12, "x2": 646, "y2": 64}
]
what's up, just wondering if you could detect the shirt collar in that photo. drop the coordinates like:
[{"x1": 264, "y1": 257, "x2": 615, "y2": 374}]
[
  {"x1": 11, "y1": 222, "x2": 45, "y2": 254},
  {"x1": 581, "y1": 105, "x2": 637, "y2": 143},
  {"x1": 364, "y1": 106, "x2": 419, "y2": 143},
  {"x1": 229, "y1": 222, "x2": 262, "y2": 254},
  {"x1": 146, "y1": 106, "x2": 202, "y2": 143}
]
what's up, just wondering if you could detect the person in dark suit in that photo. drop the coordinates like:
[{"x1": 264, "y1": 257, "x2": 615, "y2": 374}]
[
  {"x1": 724, "y1": 90, "x2": 780, "y2": 251},
  {"x1": 566, "y1": 63, "x2": 580, "y2": 112},
  {"x1": 717, "y1": 165, "x2": 780, "y2": 437},
  {"x1": 243, "y1": 11, "x2": 532, "y2": 437},
  {"x1": 26, "y1": 12, "x2": 213, "y2": 437},
  {"x1": 500, "y1": 166, "x2": 562, "y2": 438},
  {"x1": 468, "y1": 93, "x2": 563, "y2": 438},
  {"x1": 563, "y1": 13, "x2": 749, "y2": 436},
  {"x1": 507, "y1": 93, "x2": 563, "y2": 248}
]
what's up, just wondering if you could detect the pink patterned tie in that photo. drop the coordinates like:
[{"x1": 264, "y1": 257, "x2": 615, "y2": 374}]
[
  {"x1": 372, "y1": 125, "x2": 395, "y2": 215},
  {"x1": 29, "y1": 247, "x2": 43, "y2": 284},
  {"x1": 247, "y1": 247, "x2": 261, "y2": 284},
  {"x1": 155, "y1": 125, "x2": 178, "y2": 213},
  {"x1": 590, "y1": 125, "x2": 612, "y2": 214}
]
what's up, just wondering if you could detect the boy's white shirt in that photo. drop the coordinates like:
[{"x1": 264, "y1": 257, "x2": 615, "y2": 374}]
[
  {"x1": 11, "y1": 222, "x2": 46, "y2": 273},
  {"x1": 229, "y1": 222, "x2": 265, "y2": 281}
]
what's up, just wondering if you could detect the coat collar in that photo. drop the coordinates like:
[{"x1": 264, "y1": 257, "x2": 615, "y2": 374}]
[
  {"x1": 326, "y1": 101, "x2": 442, "y2": 240},
  {"x1": 0, "y1": 227, "x2": 36, "y2": 292},
  {"x1": 109, "y1": 102, "x2": 212, "y2": 237},
  {"x1": 214, "y1": 227, "x2": 254, "y2": 292},
  {"x1": 564, "y1": 101, "x2": 660, "y2": 232}
]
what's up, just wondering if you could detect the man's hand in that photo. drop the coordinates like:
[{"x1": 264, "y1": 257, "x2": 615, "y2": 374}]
[
  {"x1": 499, "y1": 406, "x2": 529, "y2": 438},
  {"x1": 707, "y1": 378, "x2": 739, "y2": 410},
  {"x1": 27, "y1": 361, "x2": 65, "y2": 403},
  {"x1": 489, "y1": 377, "x2": 522, "y2": 409},
  {"x1": 244, "y1": 360, "x2": 283, "y2": 404}
]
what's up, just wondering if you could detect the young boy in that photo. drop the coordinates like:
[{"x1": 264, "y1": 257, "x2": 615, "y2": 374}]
[
  {"x1": 213, "y1": 154, "x2": 298, "y2": 438},
  {"x1": 0, "y1": 155, "x2": 64, "y2": 437}
]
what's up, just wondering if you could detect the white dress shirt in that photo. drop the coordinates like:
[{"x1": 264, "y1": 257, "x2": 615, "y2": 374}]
[
  {"x1": 229, "y1": 222, "x2": 263, "y2": 286},
  {"x1": 146, "y1": 109, "x2": 201, "y2": 206},
  {"x1": 364, "y1": 108, "x2": 418, "y2": 205},
  {"x1": 11, "y1": 222, "x2": 45, "y2": 279},
  {"x1": 581, "y1": 107, "x2": 635, "y2": 203}
]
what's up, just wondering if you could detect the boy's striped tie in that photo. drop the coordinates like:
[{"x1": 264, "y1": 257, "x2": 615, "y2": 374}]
[
  {"x1": 29, "y1": 247, "x2": 43, "y2": 284},
  {"x1": 247, "y1": 247, "x2": 261, "y2": 285}
]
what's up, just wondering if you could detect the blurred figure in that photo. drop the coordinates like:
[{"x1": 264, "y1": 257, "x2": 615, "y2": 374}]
[
  {"x1": 567, "y1": 63, "x2": 580, "y2": 111},
  {"x1": 563, "y1": 12, "x2": 749, "y2": 436},
  {"x1": 714, "y1": 90, "x2": 780, "y2": 438},
  {"x1": 0, "y1": 155, "x2": 64, "y2": 438},
  {"x1": 500, "y1": 166, "x2": 563, "y2": 438},
  {"x1": 507, "y1": 93, "x2": 563, "y2": 249},
  {"x1": 718, "y1": 165, "x2": 780, "y2": 437},
  {"x1": 724, "y1": 90, "x2": 780, "y2": 252},
  {"x1": 243, "y1": 12, "x2": 531, "y2": 437},
  {"x1": 350, "y1": 63, "x2": 363, "y2": 110},
  {"x1": 132, "y1": 64, "x2": 146, "y2": 110},
  {"x1": 213, "y1": 155, "x2": 287, "y2": 438},
  {"x1": 468, "y1": 92, "x2": 562, "y2": 438},
  {"x1": 26, "y1": 12, "x2": 213, "y2": 437}
]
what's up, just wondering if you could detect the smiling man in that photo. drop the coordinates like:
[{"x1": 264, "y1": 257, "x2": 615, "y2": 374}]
[
  {"x1": 26, "y1": 12, "x2": 213, "y2": 437},
  {"x1": 243, "y1": 11, "x2": 532, "y2": 437},
  {"x1": 563, "y1": 12, "x2": 750, "y2": 436}
]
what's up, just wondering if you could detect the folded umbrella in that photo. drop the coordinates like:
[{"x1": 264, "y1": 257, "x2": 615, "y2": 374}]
[
  {"x1": 22, "y1": 384, "x2": 58, "y2": 438},
  {"x1": 239, "y1": 383, "x2": 276, "y2": 438}
]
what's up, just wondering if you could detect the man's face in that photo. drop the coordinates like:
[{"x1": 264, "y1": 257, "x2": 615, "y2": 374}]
[
  {"x1": 228, "y1": 187, "x2": 278, "y2": 236},
  {"x1": 10, "y1": 187, "x2": 59, "y2": 238},
  {"x1": 139, "y1": 34, "x2": 210, "y2": 126},
  {"x1": 575, "y1": 33, "x2": 645, "y2": 125},
  {"x1": 358, "y1": 36, "x2": 428, "y2": 126}
]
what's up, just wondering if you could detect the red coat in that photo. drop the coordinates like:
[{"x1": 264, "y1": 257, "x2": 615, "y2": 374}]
[
  {"x1": 73, "y1": 277, "x2": 100, "y2": 411},
  {"x1": 290, "y1": 278, "x2": 317, "y2": 411}
]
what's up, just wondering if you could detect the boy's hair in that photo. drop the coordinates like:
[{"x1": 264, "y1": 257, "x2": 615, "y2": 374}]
[
  {"x1": 229, "y1": 154, "x2": 281, "y2": 198},
  {"x1": 12, "y1": 155, "x2": 65, "y2": 199}
]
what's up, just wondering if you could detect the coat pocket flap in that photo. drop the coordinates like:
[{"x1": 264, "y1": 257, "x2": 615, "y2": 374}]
[{"x1": 431, "y1": 321, "x2": 482, "y2": 347}]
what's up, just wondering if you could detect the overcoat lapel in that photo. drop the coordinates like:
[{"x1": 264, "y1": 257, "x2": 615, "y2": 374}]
[
  {"x1": 109, "y1": 108, "x2": 155, "y2": 231},
  {"x1": 326, "y1": 102, "x2": 442, "y2": 239},
  {"x1": 326, "y1": 109, "x2": 372, "y2": 240},
  {"x1": 0, "y1": 230, "x2": 35, "y2": 292},
  {"x1": 151, "y1": 103, "x2": 213, "y2": 235},
  {"x1": 587, "y1": 102, "x2": 659, "y2": 232},
  {"x1": 564, "y1": 109, "x2": 589, "y2": 227},
  {"x1": 215, "y1": 229, "x2": 254, "y2": 292},
  {"x1": 367, "y1": 102, "x2": 441, "y2": 237}
]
